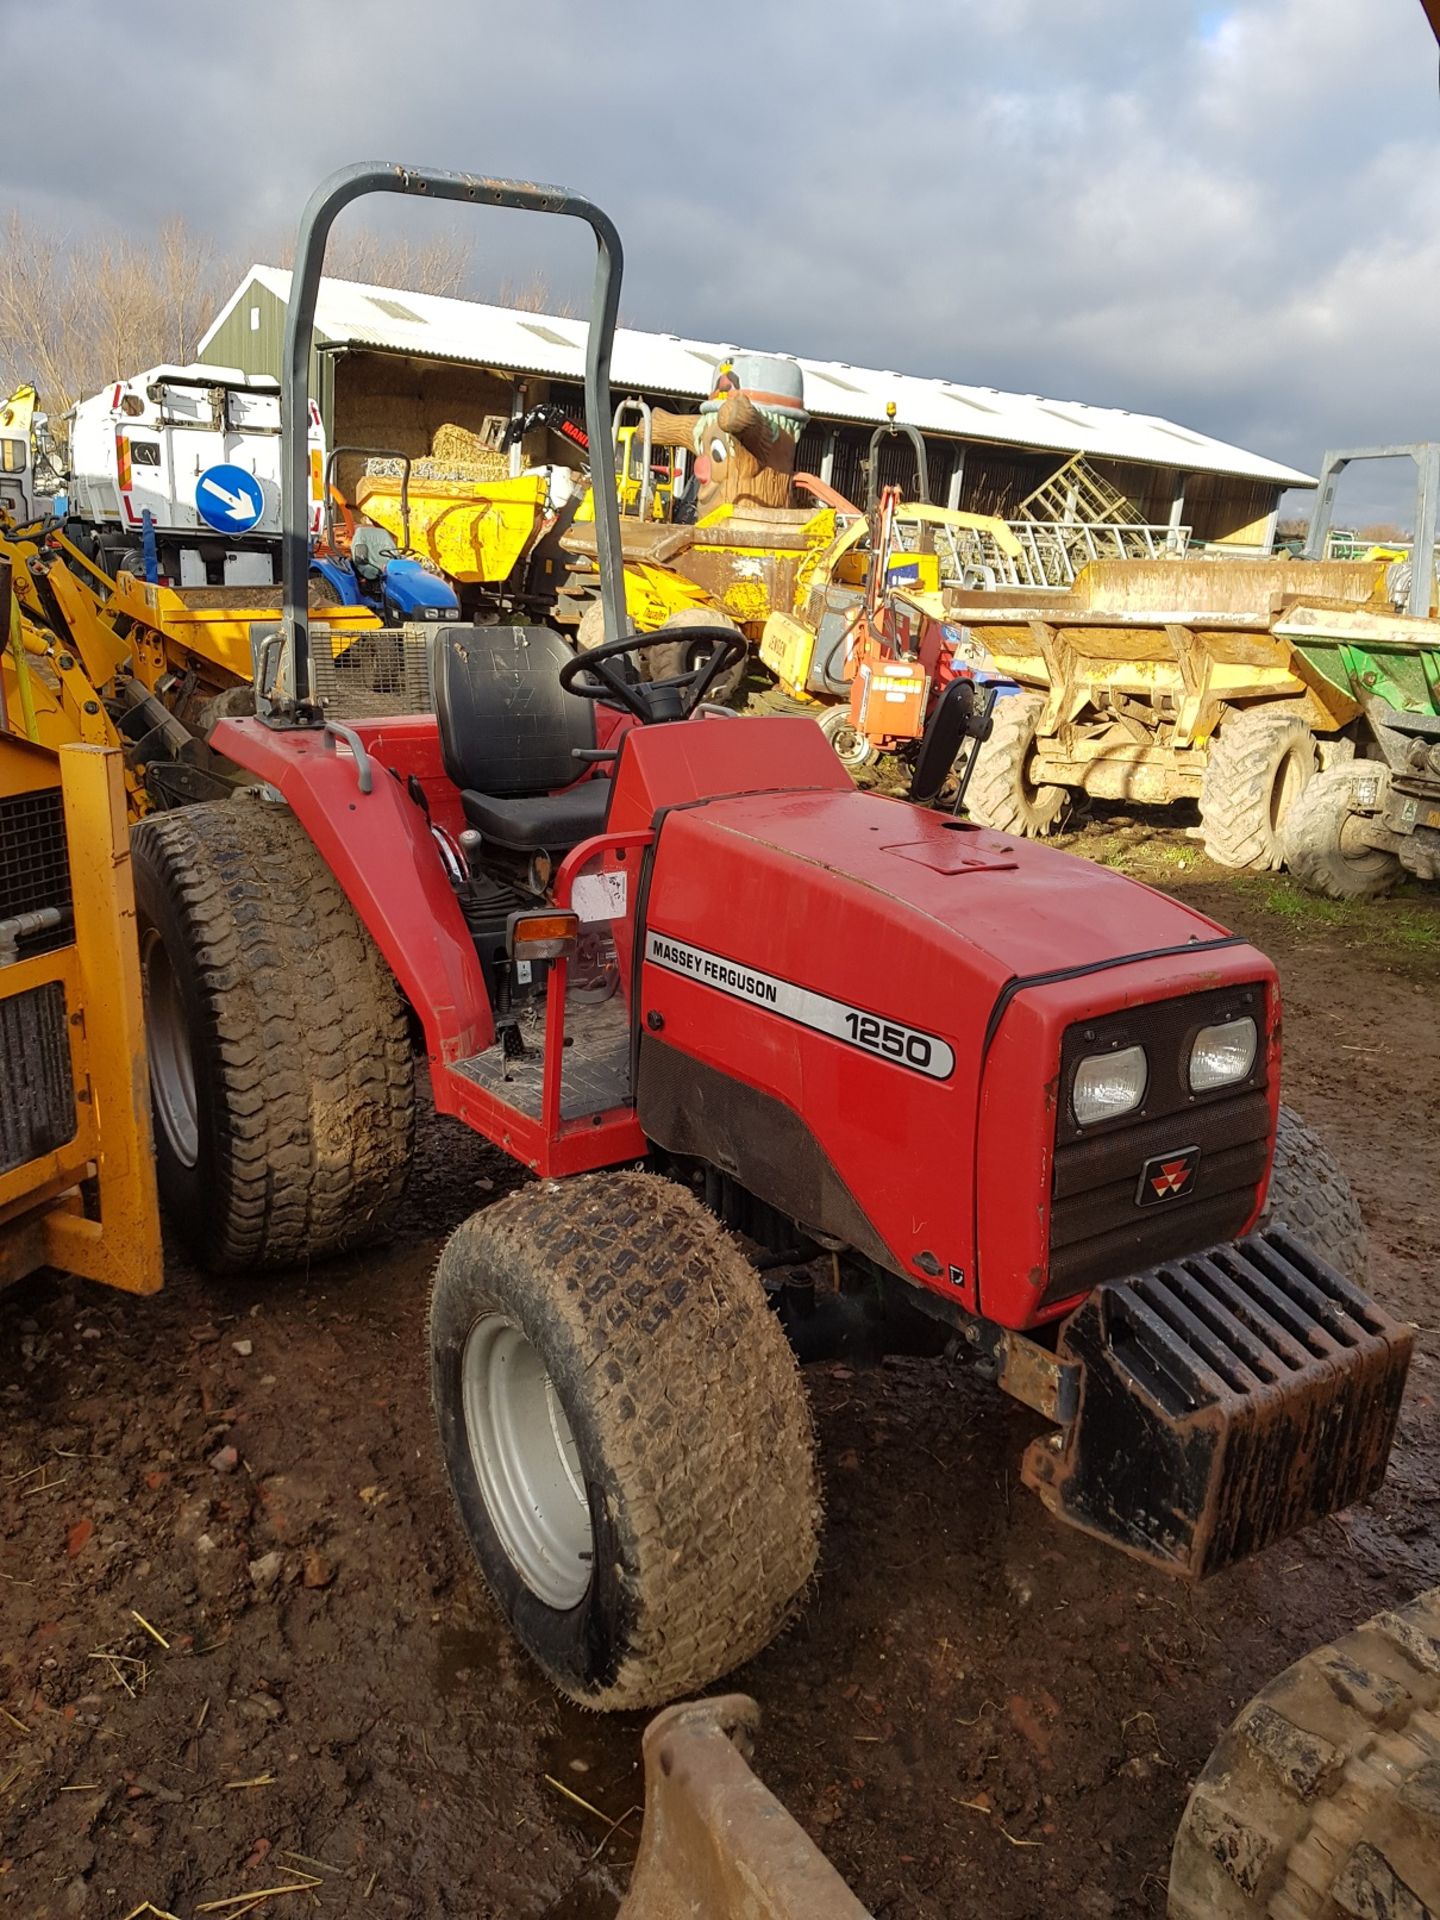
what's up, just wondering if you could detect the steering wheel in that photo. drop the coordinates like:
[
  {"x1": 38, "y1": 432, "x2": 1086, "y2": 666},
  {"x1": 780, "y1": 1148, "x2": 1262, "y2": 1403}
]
[{"x1": 558, "y1": 628, "x2": 748, "y2": 724}]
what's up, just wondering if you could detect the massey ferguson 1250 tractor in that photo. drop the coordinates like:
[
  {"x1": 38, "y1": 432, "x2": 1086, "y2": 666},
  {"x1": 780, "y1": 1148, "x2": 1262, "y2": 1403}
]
[{"x1": 132, "y1": 166, "x2": 1411, "y2": 1712}]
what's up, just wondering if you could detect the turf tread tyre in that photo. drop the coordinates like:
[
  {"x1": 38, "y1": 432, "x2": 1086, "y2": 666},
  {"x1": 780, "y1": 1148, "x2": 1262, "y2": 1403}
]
[
  {"x1": 429, "y1": 1171, "x2": 820, "y2": 1709},
  {"x1": 1259, "y1": 1104, "x2": 1367, "y2": 1284},
  {"x1": 965, "y1": 690, "x2": 1067, "y2": 836},
  {"x1": 1200, "y1": 706, "x2": 1318, "y2": 871},
  {"x1": 1282, "y1": 765, "x2": 1404, "y2": 901},
  {"x1": 1168, "y1": 1586, "x2": 1440, "y2": 1920},
  {"x1": 131, "y1": 797, "x2": 414, "y2": 1272}
]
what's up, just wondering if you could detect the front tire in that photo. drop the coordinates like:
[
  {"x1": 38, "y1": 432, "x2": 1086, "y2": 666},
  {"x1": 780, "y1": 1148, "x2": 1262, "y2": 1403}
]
[
  {"x1": 965, "y1": 689, "x2": 1068, "y2": 836},
  {"x1": 816, "y1": 700, "x2": 878, "y2": 770},
  {"x1": 1169, "y1": 1586, "x2": 1440, "y2": 1920},
  {"x1": 429, "y1": 1171, "x2": 820, "y2": 1709},
  {"x1": 1282, "y1": 765, "x2": 1403, "y2": 901},
  {"x1": 1200, "y1": 706, "x2": 1317, "y2": 871},
  {"x1": 131, "y1": 797, "x2": 415, "y2": 1272},
  {"x1": 1258, "y1": 1103, "x2": 1367, "y2": 1283}
]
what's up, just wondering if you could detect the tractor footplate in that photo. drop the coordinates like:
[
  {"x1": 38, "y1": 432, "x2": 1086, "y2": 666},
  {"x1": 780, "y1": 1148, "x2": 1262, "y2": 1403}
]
[{"x1": 1023, "y1": 1225, "x2": 1412, "y2": 1578}]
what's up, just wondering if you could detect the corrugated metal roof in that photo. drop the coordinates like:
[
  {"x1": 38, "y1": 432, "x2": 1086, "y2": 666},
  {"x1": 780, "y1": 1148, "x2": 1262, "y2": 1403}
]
[{"x1": 199, "y1": 265, "x2": 1314, "y2": 488}]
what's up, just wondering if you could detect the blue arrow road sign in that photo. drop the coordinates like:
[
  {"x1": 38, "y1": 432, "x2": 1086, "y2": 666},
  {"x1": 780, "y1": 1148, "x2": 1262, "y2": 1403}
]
[{"x1": 195, "y1": 463, "x2": 265, "y2": 534}]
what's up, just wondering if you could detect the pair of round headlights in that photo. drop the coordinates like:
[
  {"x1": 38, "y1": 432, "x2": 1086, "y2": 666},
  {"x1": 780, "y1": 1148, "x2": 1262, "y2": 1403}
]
[{"x1": 1072, "y1": 1016, "x2": 1258, "y2": 1128}]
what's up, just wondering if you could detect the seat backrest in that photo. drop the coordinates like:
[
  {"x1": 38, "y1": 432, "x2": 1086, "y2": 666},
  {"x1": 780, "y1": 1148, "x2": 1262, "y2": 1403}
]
[{"x1": 432, "y1": 624, "x2": 595, "y2": 796}]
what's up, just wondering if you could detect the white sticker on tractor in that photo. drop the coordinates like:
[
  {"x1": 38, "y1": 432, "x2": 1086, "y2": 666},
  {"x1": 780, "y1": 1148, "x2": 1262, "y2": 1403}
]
[
  {"x1": 645, "y1": 931, "x2": 955, "y2": 1080},
  {"x1": 572, "y1": 870, "x2": 628, "y2": 923}
]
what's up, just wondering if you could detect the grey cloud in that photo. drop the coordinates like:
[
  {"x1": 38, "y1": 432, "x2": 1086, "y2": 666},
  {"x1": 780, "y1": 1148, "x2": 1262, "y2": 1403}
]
[{"x1": 5, "y1": 0, "x2": 1439, "y2": 520}]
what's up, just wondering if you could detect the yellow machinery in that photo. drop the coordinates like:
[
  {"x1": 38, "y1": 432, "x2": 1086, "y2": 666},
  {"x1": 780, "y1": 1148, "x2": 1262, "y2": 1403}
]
[
  {"x1": 759, "y1": 502, "x2": 1026, "y2": 766},
  {"x1": 2, "y1": 521, "x2": 381, "y2": 818},
  {"x1": 0, "y1": 707, "x2": 162, "y2": 1294},
  {"x1": 955, "y1": 557, "x2": 1391, "y2": 866},
  {"x1": 355, "y1": 470, "x2": 553, "y2": 595}
]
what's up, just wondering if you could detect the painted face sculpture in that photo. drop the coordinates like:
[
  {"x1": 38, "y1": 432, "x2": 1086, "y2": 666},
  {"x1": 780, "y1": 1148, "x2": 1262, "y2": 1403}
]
[{"x1": 651, "y1": 354, "x2": 808, "y2": 517}]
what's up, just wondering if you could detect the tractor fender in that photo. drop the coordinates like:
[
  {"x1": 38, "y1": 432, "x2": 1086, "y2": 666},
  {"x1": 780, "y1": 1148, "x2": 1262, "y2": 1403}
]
[{"x1": 208, "y1": 715, "x2": 493, "y2": 1062}]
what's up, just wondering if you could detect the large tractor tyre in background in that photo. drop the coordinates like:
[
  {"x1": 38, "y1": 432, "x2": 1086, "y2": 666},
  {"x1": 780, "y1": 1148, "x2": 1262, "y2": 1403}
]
[
  {"x1": 1258, "y1": 1103, "x2": 1367, "y2": 1284},
  {"x1": 1200, "y1": 706, "x2": 1318, "y2": 871},
  {"x1": 1168, "y1": 1584, "x2": 1440, "y2": 1920},
  {"x1": 1282, "y1": 764, "x2": 1405, "y2": 902},
  {"x1": 429, "y1": 1171, "x2": 820, "y2": 1710},
  {"x1": 575, "y1": 600, "x2": 748, "y2": 702},
  {"x1": 649, "y1": 605, "x2": 749, "y2": 705},
  {"x1": 965, "y1": 689, "x2": 1069, "y2": 837},
  {"x1": 131, "y1": 797, "x2": 415, "y2": 1273}
]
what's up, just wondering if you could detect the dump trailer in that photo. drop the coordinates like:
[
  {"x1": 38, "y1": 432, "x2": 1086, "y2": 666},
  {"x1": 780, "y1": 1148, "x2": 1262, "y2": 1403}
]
[
  {"x1": 0, "y1": 703, "x2": 162, "y2": 1295},
  {"x1": 957, "y1": 556, "x2": 1389, "y2": 867},
  {"x1": 130, "y1": 164, "x2": 1409, "y2": 1720}
]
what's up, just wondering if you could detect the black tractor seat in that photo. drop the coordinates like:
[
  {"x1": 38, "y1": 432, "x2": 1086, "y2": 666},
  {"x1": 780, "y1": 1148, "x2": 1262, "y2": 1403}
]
[
  {"x1": 432, "y1": 624, "x2": 611, "y2": 856},
  {"x1": 459, "y1": 779, "x2": 609, "y2": 852}
]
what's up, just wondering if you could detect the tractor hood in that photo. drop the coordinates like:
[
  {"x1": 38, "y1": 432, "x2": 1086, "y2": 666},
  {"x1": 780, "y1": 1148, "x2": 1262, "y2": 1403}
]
[{"x1": 645, "y1": 786, "x2": 1226, "y2": 998}]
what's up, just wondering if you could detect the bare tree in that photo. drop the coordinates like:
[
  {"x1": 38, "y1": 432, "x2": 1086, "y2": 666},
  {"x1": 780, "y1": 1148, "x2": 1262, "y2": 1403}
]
[
  {"x1": 269, "y1": 224, "x2": 473, "y2": 299},
  {"x1": 0, "y1": 212, "x2": 234, "y2": 429}
]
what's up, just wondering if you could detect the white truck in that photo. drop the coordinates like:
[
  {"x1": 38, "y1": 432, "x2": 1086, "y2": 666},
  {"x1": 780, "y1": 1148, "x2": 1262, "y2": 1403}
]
[{"x1": 62, "y1": 364, "x2": 325, "y2": 587}]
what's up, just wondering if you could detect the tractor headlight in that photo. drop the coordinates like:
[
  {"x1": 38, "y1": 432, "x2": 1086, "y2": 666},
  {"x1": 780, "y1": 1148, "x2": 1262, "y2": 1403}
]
[
  {"x1": 1072, "y1": 1045, "x2": 1148, "y2": 1126},
  {"x1": 1189, "y1": 1016, "x2": 1258, "y2": 1092}
]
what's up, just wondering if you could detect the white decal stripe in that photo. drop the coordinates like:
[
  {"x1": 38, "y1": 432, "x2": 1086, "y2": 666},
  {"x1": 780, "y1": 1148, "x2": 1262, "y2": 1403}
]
[{"x1": 645, "y1": 931, "x2": 955, "y2": 1081}]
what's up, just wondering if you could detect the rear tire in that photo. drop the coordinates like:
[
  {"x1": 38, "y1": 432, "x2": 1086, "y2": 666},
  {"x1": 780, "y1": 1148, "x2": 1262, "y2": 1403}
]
[
  {"x1": 1200, "y1": 707, "x2": 1317, "y2": 871},
  {"x1": 429, "y1": 1171, "x2": 820, "y2": 1709},
  {"x1": 965, "y1": 689, "x2": 1068, "y2": 836},
  {"x1": 131, "y1": 797, "x2": 415, "y2": 1272},
  {"x1": 1169, "y1": 1586, "x2": 1440, "y2": 1920},
  {"x1": 1258, "y1": 1104, "x2": 1366, "y2": 1283},
  {"x1": 1282, "y1": 765, "x2": 1403, "y2": 901}
]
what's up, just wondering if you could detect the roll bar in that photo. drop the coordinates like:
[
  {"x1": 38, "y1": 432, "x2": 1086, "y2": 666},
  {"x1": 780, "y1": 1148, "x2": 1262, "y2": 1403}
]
[
  {"x1": 1303, "y1": 444, "x2": 1440, "y2": 619},
  {"x1": 322, "y1": 444, "x2": 413, "y2": 553},
  {"x1": 275, "y1": 163, "x2": 625, "y2": 719},
  {"x1": 865, "y1": 418, "x2": 931, "y2": 511}
]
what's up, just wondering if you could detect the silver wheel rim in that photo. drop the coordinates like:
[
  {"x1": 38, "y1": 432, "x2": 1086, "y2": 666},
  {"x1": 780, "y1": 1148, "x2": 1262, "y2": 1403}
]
[
  {"x1": 461, "y1": 1313, "x2": 593, "y2": 1610},
  {"x1": 820, "y1": 707, "x2": 874, "y2": 768},
  {"x1": 141, "y1": 927, "x2": 199, "y2": 1168}
]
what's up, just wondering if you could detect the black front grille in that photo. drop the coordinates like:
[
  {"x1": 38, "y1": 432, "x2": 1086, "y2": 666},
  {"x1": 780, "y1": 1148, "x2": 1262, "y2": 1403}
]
[
  {"x1": 0, "y1": 981, "x2": 77, "y2": 1174},
  {"x1": 1044, "y1": 983, "x2": 1271, "y2": 1308},
  {"x1": 1030, "y1": 1226, "x2": 1412, "y2": 1576},
  {"x1": 1, "y1": 787, "x2": 71, "y2": 923}
]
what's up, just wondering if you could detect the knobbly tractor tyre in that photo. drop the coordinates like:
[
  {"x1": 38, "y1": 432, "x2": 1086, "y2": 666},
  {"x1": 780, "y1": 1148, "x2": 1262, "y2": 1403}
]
[
  {"x1": 1200, "y1": 706, "x2": 1318, "y2": 871},
  {"x1": 965, "y1": 689, "x2": 1068, "y2": 836},
  {"x1": 131, "y1": 796, "x2": 415, "y2": 1273},
  {"x1": 816, "y1": 701, "x2": 878, "y2": 771},
  {"x1": 1168, "y1": 1586, "x2": 1440, "y2": 1920},
  {"x1": 649, "y1": 606, "x2": 748, "y2": 705},
  {"x1": 576, "y1": 601, "x2": 747, "y2": 701},
  {"x1": 1258, "y1": 1103, "x2": 1367, "y2": 1283},
  {"x1": 429, "y1": 1171, "x2": 820, "y2": 1709},
  {"x1": 1282, "y1": 764, "x2": 1405, "y2": 902}
]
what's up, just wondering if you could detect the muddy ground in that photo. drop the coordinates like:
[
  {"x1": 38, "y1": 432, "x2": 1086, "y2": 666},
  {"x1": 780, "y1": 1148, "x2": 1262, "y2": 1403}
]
[{"x1": 3, "y1": 819, "x2": 1438, "y2": 1920}]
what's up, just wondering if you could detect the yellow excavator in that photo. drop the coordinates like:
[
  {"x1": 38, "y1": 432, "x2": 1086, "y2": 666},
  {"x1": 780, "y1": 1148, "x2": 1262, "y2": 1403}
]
[{"x1": 1, "y1": 551, "x2": 162, "y2": 1294}]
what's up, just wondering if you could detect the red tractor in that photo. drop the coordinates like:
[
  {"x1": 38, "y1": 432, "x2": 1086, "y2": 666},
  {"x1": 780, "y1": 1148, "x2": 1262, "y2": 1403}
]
[{"x1": 133, "y1": 166, "x2": 1411, "y2": 1712}]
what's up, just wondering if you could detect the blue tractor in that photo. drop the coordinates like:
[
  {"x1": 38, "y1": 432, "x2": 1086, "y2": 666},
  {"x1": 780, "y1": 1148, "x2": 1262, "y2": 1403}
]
[{"x1": 311, "y1": 445, "x2": 461, "y2": 624}]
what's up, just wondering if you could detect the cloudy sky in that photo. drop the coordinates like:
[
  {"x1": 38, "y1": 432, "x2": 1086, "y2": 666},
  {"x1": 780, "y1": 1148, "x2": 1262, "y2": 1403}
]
[{"x1": 7, "y1": 0, "x2": 1440, "y2": 521}]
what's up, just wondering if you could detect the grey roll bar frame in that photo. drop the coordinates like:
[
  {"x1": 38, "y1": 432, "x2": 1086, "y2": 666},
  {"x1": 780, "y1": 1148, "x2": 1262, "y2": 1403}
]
[
  {"x1": 865, "y1": 419, "x2": 931, "y2": 513},
  {"x1": 321, "y1": 444, "x2": 414, "y2": 554},
  {"x1": 1303, "y1": 444, "x2": 1440, "y2": 619},
  {"x1": 274, "y1": 162, "x2": 626, "y2": 721}
]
